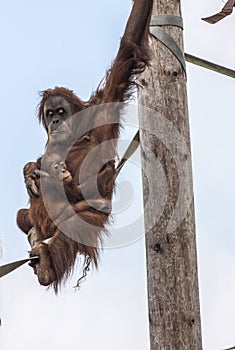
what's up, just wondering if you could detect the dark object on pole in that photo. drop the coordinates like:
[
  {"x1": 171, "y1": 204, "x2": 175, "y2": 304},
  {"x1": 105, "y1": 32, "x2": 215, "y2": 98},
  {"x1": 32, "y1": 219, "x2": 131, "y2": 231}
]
[
  {"x1": 202, "y1": 0, "x2": 235, "y2": 24},
  {"x1": 138, "y1": 0, "x2": 202, "y2": 348}
]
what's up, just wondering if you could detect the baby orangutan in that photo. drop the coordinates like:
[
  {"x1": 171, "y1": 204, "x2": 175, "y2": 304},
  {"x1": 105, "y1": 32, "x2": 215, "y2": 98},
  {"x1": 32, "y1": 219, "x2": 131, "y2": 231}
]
[{"x1": 37, "y1": 153, "x2": 111, "y2": 221}]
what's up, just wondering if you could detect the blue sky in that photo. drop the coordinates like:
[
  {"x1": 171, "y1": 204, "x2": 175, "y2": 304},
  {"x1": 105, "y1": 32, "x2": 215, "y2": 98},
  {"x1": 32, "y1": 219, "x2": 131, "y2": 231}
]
[{"x1": 0, "y1": 1, "x2": 235, "y2": 349}]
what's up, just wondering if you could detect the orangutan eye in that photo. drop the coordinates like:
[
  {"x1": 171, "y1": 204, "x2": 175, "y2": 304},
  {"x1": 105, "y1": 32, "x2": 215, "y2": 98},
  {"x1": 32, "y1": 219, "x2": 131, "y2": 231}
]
[
  {"x1": 47, "y1": 110, "x2": 54, "y2": 117},
  {"x1": 58, "y1": 108, "x2": 64, "y2": 114},
  {"x1": 54, "y1": 164, "x2": 58, "y2": 169}
]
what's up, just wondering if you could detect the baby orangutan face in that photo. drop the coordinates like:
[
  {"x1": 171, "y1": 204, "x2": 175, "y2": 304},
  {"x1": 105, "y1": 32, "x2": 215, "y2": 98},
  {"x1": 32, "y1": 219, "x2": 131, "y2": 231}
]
[{"x1": 45, "y1": 154, "x2": 72, "y2": 183}]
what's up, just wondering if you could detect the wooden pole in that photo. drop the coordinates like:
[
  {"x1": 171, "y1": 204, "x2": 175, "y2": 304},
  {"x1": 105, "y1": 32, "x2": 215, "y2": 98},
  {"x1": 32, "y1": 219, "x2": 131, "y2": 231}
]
[{"x1": 137, "y1": 1, "x2": 203, "y2": 349}]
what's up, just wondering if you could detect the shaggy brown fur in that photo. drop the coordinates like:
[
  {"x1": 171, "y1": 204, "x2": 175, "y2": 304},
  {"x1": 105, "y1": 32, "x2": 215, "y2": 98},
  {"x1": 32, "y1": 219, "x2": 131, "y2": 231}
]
[{"x1": 17, "y1": 0, "x2": 154, "y2": 292}]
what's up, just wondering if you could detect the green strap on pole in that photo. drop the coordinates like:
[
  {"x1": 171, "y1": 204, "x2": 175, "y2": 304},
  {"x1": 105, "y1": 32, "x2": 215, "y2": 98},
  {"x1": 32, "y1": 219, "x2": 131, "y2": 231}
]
[
  {"x1": 150, "y1": 15, "x2": 186, "y2": 74},
  {"x1": 151, "y1": 14, "x2": 183, "y2": 28}
]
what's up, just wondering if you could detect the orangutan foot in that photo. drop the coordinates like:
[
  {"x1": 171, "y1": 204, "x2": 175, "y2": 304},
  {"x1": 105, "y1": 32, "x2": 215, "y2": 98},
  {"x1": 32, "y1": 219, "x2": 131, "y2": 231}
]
[{"x1": 29, "y1": 242, "x2": 56, "y2": 286}]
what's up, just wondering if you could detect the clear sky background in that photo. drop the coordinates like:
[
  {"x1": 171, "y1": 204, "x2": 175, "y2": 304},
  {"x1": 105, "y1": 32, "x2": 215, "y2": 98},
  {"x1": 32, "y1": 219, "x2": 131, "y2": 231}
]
[{"x1": 0, "y1": 1, "x2": 235, "y2": 349}]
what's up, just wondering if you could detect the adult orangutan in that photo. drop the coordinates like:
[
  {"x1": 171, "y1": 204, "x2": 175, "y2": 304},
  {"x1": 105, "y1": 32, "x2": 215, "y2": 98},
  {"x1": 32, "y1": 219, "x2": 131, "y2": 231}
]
[{"x1": 17, "y1": 0, "x2": 154, "y2": 292}]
